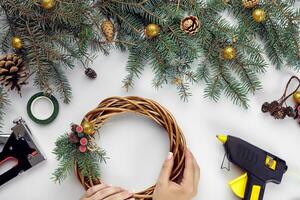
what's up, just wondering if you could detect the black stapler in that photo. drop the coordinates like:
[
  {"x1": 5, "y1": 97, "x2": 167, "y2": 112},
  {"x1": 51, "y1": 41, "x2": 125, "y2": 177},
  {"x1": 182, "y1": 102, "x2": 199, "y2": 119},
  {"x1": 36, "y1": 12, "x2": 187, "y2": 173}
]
[{"x1": 0, "y1": 118, "x2": 46, "y2": 186}]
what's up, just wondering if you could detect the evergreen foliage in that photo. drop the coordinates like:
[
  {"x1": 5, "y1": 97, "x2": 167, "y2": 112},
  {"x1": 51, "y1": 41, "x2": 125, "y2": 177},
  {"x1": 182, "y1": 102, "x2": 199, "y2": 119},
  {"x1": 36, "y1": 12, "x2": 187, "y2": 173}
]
[
  {"x1": 0, "y1": 0, "x2": 103, "y2": 103},
  {"x1": 227, "y1": 0, "x2": 300, "y2": 69},
  {"x1": 0, "y1": 0, "x2": 299, "y2": 128},
  {"x1": 52, "y1": 133, "x2": 107, "y2": 184},
  {"x1": 97, "y1": 0, "x2": 269, "y2": 107}
]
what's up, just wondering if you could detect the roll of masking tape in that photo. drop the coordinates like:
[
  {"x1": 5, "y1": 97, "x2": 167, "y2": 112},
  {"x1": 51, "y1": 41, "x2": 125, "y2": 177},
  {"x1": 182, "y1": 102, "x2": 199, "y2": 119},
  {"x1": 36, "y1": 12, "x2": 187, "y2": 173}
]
[{"x1": 27, "y1": 92, "x2": 59, "y2": 125}]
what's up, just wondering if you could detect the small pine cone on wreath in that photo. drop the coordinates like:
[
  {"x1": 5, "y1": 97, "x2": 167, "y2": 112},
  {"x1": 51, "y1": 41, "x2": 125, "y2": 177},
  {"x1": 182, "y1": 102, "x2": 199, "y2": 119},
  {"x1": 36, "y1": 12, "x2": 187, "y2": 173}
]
[
  {"x1": 0, "y1": 54, "x2": 28, "y2": 93},
  {"x1": 180, "y1": 16, "x2": 200, "y2": 35},
  {"x1": 242, "y1": 0, "x2": 259, "y2": 9}
]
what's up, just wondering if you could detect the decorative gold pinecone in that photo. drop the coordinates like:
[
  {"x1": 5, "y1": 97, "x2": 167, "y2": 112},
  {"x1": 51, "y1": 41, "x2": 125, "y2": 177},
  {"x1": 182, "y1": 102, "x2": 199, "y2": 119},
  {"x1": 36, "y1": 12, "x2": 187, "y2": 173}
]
[
  {"x1": 242, "y1": 0, "x2": 259, "y2": 9},
  {"x1": 0, "y1": 54, "x2": 28, "y2": 93},
  {"x1": 101, "y1": 19, "x2": 115, "y2": 42},
  {"x1": 180, "y1": 16, "x2": 200, "y2": 35}
]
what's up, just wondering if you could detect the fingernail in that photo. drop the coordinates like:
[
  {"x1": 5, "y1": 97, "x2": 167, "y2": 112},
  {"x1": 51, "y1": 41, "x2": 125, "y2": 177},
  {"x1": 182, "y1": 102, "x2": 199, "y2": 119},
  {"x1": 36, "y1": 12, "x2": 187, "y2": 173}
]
[{"x1": 167, "y1": 152, "x2": 173, "y2": 160}]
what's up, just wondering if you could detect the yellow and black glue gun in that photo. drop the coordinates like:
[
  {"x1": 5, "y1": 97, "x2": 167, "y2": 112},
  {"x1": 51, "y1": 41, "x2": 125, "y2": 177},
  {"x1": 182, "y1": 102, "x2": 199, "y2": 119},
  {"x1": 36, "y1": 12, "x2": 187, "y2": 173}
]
[{"x1": 217, "y1": 135, "x2": 288, "y2": 200}]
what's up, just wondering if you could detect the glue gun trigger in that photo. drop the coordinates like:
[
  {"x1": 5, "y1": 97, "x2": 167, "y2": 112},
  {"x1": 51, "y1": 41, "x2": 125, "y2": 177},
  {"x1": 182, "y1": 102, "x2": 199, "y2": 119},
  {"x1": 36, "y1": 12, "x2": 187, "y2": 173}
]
[{"x1": 228, "y1": 173, "x2": 248, "y2": 199}]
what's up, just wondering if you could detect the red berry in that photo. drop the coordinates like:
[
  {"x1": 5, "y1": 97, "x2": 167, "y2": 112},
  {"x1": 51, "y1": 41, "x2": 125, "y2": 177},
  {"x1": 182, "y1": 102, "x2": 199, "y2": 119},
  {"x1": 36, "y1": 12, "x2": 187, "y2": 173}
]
[
  {"x1": 76, "y1": 125, "x2": 83, "y2": 133},
  {"x1": 79, "y1": 145, "x2": 87, "y2": 153},
  {"x1": 80, "y1": 137, "x2": 88, "y2": 146}
]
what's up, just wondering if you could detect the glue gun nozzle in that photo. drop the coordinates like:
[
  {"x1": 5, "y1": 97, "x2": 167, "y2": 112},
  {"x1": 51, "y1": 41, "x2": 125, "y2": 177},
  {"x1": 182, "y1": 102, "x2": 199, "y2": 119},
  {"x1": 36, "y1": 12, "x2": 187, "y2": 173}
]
[{"x1": 217, "y1": 135, "x2": 228, "y2": 144}]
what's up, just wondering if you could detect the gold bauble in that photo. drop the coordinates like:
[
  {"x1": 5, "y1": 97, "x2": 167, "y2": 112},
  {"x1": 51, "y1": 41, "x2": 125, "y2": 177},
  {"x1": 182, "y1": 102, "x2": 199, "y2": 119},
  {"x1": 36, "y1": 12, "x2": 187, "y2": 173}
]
[
  {"x1": 252, "y1": 8, "x2": 266, "y2": 23},
  {"x1": 293, "y1": 91, "x2": 300, "y2": 104},
  {"x1": 41, "y1": 0, "x2": 56, "y2": 10},
  {"x1": 11, "y1": 37, "x2": 23, "y2": 49},
  {"x1": 82, "y1": 120, "x2": 95, "y2": 135},
  {"x1": 145, "y1": 23, "x2": 160, "y2": 38},
  {"x1": 222, "y1": 46, "x2": 237, "y2": 60}
]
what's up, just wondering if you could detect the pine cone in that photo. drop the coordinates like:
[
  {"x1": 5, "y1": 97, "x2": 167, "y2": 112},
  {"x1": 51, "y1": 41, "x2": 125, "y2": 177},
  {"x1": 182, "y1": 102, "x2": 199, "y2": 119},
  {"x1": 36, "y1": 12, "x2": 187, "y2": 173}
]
[
  {"x1": 242, "y1": 0, "x2": 259, "y2": 9},
  {"x1": 71, "y1": 123, "x2": 79, "y2": 132},
  {"x1": 268, "y1": 101, "x2": 280, "y2": 114},
  {"x1": 68, "y1": 133, "x2": 79, "y2": 144},
  {"x1": 286, "y1": 106, "x2": 297, "y2": 118},
  {"x1": 85, "y1": 68, "x2": 97, "y2": 79},
  {"x1": 0, "y1": 54, "x2": 28, "y2": 93},
  {"x1": 272, "y1": 108, "x2": 286, "y2": 119},
  {"x1": 180, "y1": 16, "x2": 200, "y2": 35},
  {"x1": 261, "y1": 102, "x2": 269, "y2": 113},
  {"x1": 101, "y1": 19, "x2": 115, "y2": 42}
]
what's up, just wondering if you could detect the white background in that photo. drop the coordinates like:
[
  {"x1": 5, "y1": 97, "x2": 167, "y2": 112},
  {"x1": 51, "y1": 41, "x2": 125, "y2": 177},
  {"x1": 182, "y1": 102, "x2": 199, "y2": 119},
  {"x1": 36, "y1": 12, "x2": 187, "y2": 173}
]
[{"x1": 1, "y1": 5, "x2": 300, "y2": 200}]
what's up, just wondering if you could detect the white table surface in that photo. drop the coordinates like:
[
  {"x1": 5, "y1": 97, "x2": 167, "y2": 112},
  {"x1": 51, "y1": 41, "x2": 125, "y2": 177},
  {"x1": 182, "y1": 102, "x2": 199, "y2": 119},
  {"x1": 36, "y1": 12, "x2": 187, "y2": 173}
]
[{"x1": 1, "y1": 9, "x2": 300, "y2": 200}]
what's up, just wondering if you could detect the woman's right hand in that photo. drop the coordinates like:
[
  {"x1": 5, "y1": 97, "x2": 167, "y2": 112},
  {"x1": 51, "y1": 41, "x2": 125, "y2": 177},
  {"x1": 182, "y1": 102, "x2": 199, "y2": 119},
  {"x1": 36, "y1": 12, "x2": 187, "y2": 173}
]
[
  {"x1": 80, "y1": 184, "x2": 134, "y2": 200},
  {"x1": 153, "y1": 149, "x2": 200, "y2": 200}
]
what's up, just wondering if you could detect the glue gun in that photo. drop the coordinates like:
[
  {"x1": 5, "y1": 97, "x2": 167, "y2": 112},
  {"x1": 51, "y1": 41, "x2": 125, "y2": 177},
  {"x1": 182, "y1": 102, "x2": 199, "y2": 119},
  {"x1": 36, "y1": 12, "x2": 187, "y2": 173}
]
[
  {"x1": 217, "y1": 135, "x2": 288, "y2": 200},
  {"x1": 0, "y1": 118, "x2": 46, "y2": 186}
]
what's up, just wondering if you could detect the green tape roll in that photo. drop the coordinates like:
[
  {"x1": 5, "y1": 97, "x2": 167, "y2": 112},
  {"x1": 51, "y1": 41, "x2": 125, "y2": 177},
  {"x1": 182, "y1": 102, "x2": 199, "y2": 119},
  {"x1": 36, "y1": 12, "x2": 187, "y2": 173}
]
[{"x1": 27, "y1": 92, "x2": 59, "y2": 125}]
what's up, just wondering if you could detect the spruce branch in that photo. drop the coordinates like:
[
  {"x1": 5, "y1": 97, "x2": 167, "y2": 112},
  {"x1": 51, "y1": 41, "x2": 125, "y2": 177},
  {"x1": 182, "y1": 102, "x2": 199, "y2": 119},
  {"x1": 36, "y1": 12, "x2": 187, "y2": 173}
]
[{"x1": 52, "y1": 133, "x2": 107, "y2": 183}]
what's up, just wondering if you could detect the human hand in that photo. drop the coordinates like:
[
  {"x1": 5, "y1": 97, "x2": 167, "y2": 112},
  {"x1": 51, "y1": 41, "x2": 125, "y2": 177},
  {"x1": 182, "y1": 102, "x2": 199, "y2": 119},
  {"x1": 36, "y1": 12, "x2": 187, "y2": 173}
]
[
  {"x1": 153, "y1": 149, "x2": 200, "y2": 200},
  {"x1": 80, "y1": 184, "x2": 134, "y2": 200}
]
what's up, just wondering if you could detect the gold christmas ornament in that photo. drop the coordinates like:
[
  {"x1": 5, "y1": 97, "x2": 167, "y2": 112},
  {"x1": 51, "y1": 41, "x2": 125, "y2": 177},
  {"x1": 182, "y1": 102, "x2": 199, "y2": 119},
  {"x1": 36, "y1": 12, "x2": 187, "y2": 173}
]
[
  {"x1": 180, "y1": 16, "x2": 200, "y2": 35},
  {"x1": 0, "y1": 54, "x2": 28, "y2": 92},
  {"x1": 81, "y1": 120, "x2": 95, "y2": 135},
  {"x1": 293, "y1": 91, "x2": 300, "y2": 104},
  {"x1": 11, "y1": 37, "x2": 23, "y2": 49},
  {"x1": 252, "y1": 8, "x2": 266, "y2": 23},
  {"x1": 145, "y1": 23, "x2": 160, "y2": 38},
  {"x1": 40, "y1": 0, "x2": 56, "y2": 10},
  {"x1": 222, "y1": 46, "x2": 237, "y2": 60},
  {"x1": 101, "y1": 19, "x2": 115, "y2": 42},
  {"x1": 242, "y1": 0, "x2": 259, "y2": 9}
]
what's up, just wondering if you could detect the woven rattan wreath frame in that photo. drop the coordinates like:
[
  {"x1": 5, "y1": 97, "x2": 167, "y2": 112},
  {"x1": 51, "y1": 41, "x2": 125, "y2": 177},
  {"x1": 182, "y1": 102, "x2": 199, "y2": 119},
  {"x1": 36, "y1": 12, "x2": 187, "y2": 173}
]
[{"x1": 74, "y1": 96, "x2": 187, "y2": 199}]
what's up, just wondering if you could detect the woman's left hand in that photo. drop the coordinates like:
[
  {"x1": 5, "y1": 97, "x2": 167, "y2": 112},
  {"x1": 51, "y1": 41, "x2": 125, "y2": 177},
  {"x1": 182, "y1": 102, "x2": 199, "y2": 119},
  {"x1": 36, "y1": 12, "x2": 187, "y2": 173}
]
[{"x1": 80, "y1": 184, "x2": 134, "y2": 200}]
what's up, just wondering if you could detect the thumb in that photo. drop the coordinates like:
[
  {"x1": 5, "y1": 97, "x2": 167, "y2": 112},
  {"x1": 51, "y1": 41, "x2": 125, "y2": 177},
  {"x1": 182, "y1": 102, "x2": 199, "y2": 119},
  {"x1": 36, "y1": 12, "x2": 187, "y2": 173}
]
[{"x1": 158, "y1": 152, "x2": 174, "y2": 184}]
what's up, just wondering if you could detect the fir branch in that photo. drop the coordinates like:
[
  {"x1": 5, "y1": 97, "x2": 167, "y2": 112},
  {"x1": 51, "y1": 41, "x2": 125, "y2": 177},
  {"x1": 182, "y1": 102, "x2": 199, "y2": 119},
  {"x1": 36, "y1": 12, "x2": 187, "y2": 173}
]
[
  {"x1": 52, "y1": 133, "x2": 107, "y2": 183},
  {"x1": 49, "y1": 64, "x2": 72, "y2": 104}
]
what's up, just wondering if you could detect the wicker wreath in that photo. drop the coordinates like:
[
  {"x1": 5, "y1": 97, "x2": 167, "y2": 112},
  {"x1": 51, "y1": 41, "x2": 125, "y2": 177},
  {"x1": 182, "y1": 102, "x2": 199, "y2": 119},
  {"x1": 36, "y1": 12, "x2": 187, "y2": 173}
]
[{"x1": 54, "y1": 96, "x2": 186, "y2": 199}]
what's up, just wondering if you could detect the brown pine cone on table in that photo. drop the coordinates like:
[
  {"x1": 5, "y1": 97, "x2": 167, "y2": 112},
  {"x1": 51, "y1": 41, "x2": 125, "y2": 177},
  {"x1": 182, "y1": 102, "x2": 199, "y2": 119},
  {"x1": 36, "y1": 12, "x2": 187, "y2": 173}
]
[
  {"x1": 271, "y1": 108, "x2": 286, "y2": 119},
  {"x1": 0, "y1": 54, "x2": 28, "y2": 93},
  {"x1": 85, "y1": 68, "x2": 97, "y2": 79}
]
